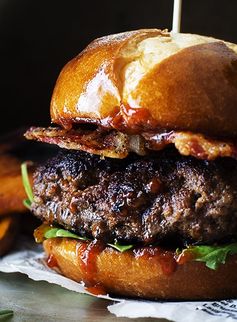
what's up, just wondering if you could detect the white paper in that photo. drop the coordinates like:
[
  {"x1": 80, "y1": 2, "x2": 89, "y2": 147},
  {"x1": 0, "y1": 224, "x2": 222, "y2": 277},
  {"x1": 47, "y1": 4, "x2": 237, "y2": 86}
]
[{"x1": 0, "y1": 237, "x2": 237, "y2": 321}]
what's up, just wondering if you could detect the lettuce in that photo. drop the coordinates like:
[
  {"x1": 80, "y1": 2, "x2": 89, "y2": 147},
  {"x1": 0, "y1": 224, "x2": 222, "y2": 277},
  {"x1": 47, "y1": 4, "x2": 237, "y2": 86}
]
[
  {"x1": 177, "y1": 243, "x2": 237, "y2": 270},
  {"x1": 40, "y1": 226, "x2": 133, "y2": 253},
  {"x1": 21, "y1": 162, "x2": 34, "y2": 209},
  {"x1": 107, "y1": 242, "x2": 133, "y2": 253},
  {"x1": 44, "y1": 227, "x2": 88, "y2": 241},
  {"x1": 41, "y1": 225, "x2": 237, "y2": 267}
]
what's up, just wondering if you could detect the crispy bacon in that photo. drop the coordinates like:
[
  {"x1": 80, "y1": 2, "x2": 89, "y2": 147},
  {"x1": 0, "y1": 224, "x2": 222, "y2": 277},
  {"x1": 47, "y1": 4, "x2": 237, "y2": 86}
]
[
  {"x1": 143, "y1": 131, "x2": 237, "y2": 160},
  {"x1": 25, "y1": 127, "x2": 237, "y2": 160},
  {"x1": 25, "y1": 127, "x2": 146, "y2": 159}
]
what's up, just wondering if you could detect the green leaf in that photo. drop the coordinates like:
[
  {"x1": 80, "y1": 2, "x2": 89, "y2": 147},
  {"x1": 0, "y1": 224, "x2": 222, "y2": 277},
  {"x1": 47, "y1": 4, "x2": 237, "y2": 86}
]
[
  {"x1": 44, "y1": 228, "x2": 59, "y2": 239},
  {"x1": 0, "y1": 309, "x2": 13, "y2": 318},
  {"x1": 23, "y1": 199, "x2": 32, "y2": 210},
  {"x1": 21, "y1": 162, "x2": 34, "y2": 204},
  {"x1": 44, "y1": 227, "x2": 88, "y2": 241},
  {"x1": 107, "y1": 242, "x2": 133, "y2": 253},
  {"x1": 179, "y1": 243, "x2": 237, "y2": 270},
  {"x1": 38, "y1": 223, "x2": 237, "y2": 262},
  {"x1": 42, "y1": 226, "x2": 133, "y2": 252},
  {"x1": 55, "y1": 229, "x2": 88, "y2": 240}
]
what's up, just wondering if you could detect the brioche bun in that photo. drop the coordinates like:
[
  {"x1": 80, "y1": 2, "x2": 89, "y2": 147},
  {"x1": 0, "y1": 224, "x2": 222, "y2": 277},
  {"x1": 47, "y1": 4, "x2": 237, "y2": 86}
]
[
  {"x1": 51, "y1": 29, "x2": 237, "y2": 137},
  {"x1": 44, "y1": 238, "x2": 237, "y2": 300}
]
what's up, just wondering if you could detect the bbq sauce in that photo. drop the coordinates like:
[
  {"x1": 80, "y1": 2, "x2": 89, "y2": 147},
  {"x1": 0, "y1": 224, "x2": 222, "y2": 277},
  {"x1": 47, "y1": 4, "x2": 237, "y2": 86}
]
[
  {"x1": 46, "y1": 253, "x2": 59, "y2": 269},
  {"x1": 188, "y1": 139, "x2": 207, "y2": 159},
  {"x1": 100, "y1": 104, "x2": 158, "y2": 133},
  {"x1": 76, "y1": 239, "x2": 105, "y2": 286},
  {"x1": 76, "y1": 240, "x2": 107, "y2": 295},
  {"x1": 175, "y1": 250, "x2": 197, "y2": 265},
  {"x1": 85, "y1": 284, "x2": 107, "y2": 296},
  {"x1": 133, "y1": 246, "x2": 178, "y2": 276},
  {"x1": 45, "y1": 238, "x2": 196, "y2": 295}
]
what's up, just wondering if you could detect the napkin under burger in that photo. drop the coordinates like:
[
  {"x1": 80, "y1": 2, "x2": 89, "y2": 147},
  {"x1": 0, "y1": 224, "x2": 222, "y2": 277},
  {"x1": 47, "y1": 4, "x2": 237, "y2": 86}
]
[{"x1": 24, "y1": 29, "x2": 237, "y2": 300}]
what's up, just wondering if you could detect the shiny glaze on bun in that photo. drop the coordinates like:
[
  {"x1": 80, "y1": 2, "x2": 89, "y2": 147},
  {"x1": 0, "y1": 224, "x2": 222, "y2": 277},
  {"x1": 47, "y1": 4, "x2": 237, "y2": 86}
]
[{"x1": 51, "y1": 29, "x2": 237, "y2": 137}]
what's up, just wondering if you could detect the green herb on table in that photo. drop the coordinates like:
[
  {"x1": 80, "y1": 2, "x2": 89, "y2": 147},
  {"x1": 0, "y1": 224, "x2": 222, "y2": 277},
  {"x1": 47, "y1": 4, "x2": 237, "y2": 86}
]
[{"x1": 0, "y1": 309, "x2": 13, "y2": 319}]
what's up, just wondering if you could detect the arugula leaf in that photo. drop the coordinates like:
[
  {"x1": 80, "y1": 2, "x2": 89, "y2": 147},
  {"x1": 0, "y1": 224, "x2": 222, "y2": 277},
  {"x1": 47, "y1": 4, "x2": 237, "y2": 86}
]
[
  {"x1": 37, "y1": 224, "x2": 237, "y2": 264},
  {"x1": 40, "y1": 225, "x2": 133, "y2": 252},
  {"x1": 44, "y1": 229, "x2": 133, "y2": 251},
  {"x1": 107, "y1": 242, "x2": 133, "y2": 252},
  {"x1": 21, "y1": 162, "x2": 34, "y2": 207},
  {"x1": 44, "y1": 228, "x2": 59, "y2": 239},
  {"x1": 23, "y1": 199, "x2": 32, "y2": 210},
  {"x1": 44, "y1": 227, "x2": 88, "y2": 241},
  {"x1": 179, "y1": 243, "x2": 237, "y2": 270}
]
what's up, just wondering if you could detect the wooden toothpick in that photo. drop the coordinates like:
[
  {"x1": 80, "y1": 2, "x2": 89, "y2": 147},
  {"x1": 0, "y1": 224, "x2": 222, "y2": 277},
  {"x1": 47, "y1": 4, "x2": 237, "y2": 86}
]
[{"x1": 172, "y1": 0, "x2": 182, "y2": 33}]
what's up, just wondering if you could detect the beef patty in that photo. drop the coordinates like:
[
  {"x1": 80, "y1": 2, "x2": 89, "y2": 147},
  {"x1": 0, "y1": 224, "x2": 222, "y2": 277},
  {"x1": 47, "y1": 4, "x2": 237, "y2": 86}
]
[{"x1": 32, "y1": 149, "x2": 237, "y2": 246}]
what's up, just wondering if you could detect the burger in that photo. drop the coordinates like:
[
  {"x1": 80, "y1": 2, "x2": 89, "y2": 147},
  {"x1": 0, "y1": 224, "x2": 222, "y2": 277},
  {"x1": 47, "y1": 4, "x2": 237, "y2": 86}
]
[{"x1": 23, "y1": 29, "x2": 237, "y2": 300}]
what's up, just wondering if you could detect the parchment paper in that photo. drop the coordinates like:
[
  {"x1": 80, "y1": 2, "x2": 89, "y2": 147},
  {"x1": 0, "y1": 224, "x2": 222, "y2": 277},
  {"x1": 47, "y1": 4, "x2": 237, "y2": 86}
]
[{"x1": 0, "y1": 237, "x2": 237, "y2": 321}]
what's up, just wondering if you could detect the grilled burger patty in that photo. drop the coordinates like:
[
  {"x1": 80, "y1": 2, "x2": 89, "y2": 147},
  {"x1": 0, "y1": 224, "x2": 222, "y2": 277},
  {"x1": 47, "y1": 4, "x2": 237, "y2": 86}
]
[{"x1": 32, "y1": 149, "x2": 237, "y2": 246}]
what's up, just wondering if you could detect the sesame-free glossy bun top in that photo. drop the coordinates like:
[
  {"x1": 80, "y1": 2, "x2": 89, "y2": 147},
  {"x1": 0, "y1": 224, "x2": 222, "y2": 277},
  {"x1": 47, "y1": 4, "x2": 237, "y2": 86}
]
[{"x1": 50, "y1": 29, "x2": 237, "y2": 137}]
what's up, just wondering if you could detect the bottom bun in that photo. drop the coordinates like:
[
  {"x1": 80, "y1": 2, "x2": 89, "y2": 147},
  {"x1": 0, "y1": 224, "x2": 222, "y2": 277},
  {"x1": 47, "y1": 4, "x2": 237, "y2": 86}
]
[{"x1": 43, "y1": 238, "x2": 237, "y2": 300}]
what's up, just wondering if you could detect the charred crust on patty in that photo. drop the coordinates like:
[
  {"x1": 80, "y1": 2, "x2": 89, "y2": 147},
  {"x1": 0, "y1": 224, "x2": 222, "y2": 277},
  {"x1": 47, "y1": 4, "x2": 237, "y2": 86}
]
[{"x1": 32, "y1": 149, "x2": 237, "y2": 246}]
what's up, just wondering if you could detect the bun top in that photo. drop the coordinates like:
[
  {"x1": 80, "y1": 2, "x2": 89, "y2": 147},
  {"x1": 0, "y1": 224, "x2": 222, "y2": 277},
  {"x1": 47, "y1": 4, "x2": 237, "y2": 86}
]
[{"x1": 50, "y1": 29, "x2": 237, "y2": 137}]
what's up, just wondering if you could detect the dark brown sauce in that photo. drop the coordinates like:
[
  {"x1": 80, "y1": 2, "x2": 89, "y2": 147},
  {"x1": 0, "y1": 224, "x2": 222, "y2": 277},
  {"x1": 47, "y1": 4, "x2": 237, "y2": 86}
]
[
  {"x1": 175, "y1": 250, "x2": 196, "y2": 265},
  {"x1": 45, "y1": 235, "x2": 196, "y2": 290},
  {"x1": 133, "y1": 246, "x2": 192, "y2": 276},
  {"x1": 158, "y1": 253, "x2": 177, "y2": 276},
  {"x1": 100, "y1": 104, "x2": 159, "y2": 134},
  {"x1": 146, "y1": 178, "x2": 162, "y2": 194},
  {"x1": 85, "y1": 284, "x2": 107, "y2": 296},
  {"x1": 142, "y1": 131, "x2": 174, "y2": 150},
  {"x1": 189, "y1": 139, "x2": 207, "y2": 159},
  {"x1": 47, "y1": 253, "x2": 59, "y2": 269},
  {"x1": 133, "y1": 247, "x2": 178, "y2": 276},
  {"x1": 121, "y1": 105, "x2": 158, "y2": 129},
  {"x1": 57, "y1": 105, "x2": 158, "y2": 134},
  {"x1": 76, "y1": 240, "x2": 105, "y2": 286}
]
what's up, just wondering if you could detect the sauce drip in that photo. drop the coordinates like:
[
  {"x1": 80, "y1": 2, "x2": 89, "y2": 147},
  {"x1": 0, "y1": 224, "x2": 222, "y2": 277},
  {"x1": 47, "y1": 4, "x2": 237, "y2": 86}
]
[
  {"x1": 85, "y1": 284, "x2": 107, "y2": 296},
  {"x1": 44, "y1": 234, "x2": 197, "y2": 292},
  {"x1": 105, "y1": 104, "x2": 159, "y2": 133},
  {"x1": 189, "y1": 139, "x2": 208, "y2": 159},
  {"x1": 146, "y1": 178, "x2": 162, "y2": 194},
  {"x1": 47, "y1": 253, "x2": 59, "y2": 269},
  {"x1": 143, "y1": 131, "x2": 174, "y2": 151},
  {"x1": 76, "y1": 240, "x2": 105, "y2": 286},
  {"x1": 134, "y1": 246, "x2": 178, "y2": 276},
  {"x1": 175, "y1": 249, "x2": 197, "y2": 265},
  {"x1": 158, "y1": 253, "x2": 177, "y2": 276}
]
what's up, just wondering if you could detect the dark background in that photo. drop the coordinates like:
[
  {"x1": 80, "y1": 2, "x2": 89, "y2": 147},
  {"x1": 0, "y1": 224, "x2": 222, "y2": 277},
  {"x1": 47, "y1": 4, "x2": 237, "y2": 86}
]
[{"x1": 1, "y1": 0, "x2": 237, "y2": 134}]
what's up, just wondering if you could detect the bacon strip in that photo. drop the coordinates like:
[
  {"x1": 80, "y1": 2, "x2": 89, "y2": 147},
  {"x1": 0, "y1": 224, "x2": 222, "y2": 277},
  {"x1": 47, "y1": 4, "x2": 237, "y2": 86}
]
[
  {"x1": 143, "y1": 131, "x2": 237, "y2": 160},
  {"x1": 25, "y1": 127, "x2": 237, "y2": 160},
  {"x1": 25, "y1": 127, "x2": 146, "y2": 159}
]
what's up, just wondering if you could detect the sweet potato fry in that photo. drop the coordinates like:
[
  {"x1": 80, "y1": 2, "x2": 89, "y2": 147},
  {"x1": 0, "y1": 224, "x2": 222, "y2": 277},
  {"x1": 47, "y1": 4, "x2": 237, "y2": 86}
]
[
  {"x1": 0, "y1": 153, "x2": 30, "y2": 255},
  {"x1": 0, "y1": 128, "x2": 50, "y2": 255},
  {"x1": 0, "y1": 154, "x2": 33, "y2": 216}
]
